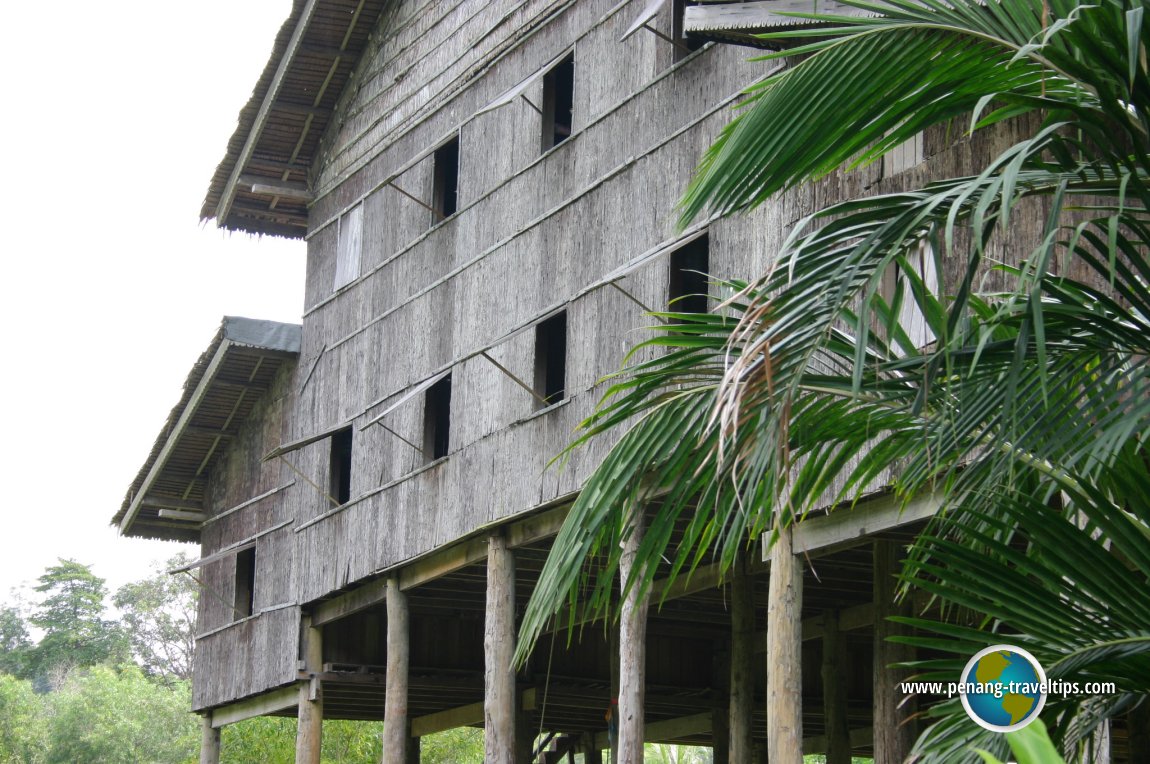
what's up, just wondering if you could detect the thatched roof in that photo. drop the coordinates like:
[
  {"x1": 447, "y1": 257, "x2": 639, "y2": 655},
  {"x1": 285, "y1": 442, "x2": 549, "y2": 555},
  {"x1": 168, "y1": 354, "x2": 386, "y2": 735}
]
[
  {"x1": 200, "y1": 0, "x2": 388, "y2": 239},
  {"x1": 115, "y1": 317, "x2": 301, "y2": 542}
]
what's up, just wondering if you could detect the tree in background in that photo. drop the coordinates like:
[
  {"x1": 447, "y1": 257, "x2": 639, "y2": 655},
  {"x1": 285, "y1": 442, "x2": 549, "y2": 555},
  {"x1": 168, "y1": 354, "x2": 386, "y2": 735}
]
[
  {"x1": 0, "y1": 606, "x2": 32, "y2": 679},
  {"x1": 0, "y1": 674, "x2": 47, "y2": 763},
  {"x1": 44, "y1": 665, "x2": 197, "y2": 764},
  {"x1": 113, "y1": 553, "x2": 197, "y2": 683},
  {"x1": 26, "y1": 560, "x2": 127, "y2": 689}
]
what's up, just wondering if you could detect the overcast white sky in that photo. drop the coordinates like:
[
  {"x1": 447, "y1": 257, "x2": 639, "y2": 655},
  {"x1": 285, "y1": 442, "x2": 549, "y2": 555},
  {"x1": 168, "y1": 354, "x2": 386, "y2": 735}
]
[{"x1": 0, "y1": 1, "x2": 304, "y2": 599}]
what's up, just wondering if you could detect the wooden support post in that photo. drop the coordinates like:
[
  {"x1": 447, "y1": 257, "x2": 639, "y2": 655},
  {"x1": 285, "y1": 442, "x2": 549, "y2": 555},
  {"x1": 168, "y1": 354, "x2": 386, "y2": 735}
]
[
  {"x1": 822, "y1": 610, "x2": 851, "y2": 764},
  {"x1": 200, "y1": 715, "x2": 220, "y2": 764},
  {"x1": 729, "y1": 569, "x2": 754, "y2": 763},
  {"x1": 1129, "y1": 700, "x2": 1150, "y2": 763},
  {"x1": 584, "y1": 738, "x2": 604, "y2": 764},
  {"x1": 873, "y1": 540, "x2": 914, "y2": 763},
  {"x1": 711, "y1": 639, "x2": 730, "y2": 764},
  {"x1": 618, "y1": 506, "x2": 649, "y2": 764},
  {"x1": 766, "y1": 523, "x2": 803, "y2": 761},
  {"x1": 384, "y1": 577, "x2": 410, "y2": 764},
  {"x1": 296, "y1": 616, "x2": 324, "y2": 764},
  {"x1": 609, "y1": 626, "x2": 620, "y2": 764},
  {"x1": 485, "y1": 533, "x2": 517, "y2": 763},
  {"x1": 405, "y1": 736, "x2": 420, "y2": 764}
]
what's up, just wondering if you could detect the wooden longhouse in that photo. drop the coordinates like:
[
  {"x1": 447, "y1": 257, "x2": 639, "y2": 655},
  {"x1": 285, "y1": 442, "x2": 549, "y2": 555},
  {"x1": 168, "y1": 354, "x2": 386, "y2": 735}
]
[{"x1": 115, "y1": 1, "x2": 1134, "y2": 762}]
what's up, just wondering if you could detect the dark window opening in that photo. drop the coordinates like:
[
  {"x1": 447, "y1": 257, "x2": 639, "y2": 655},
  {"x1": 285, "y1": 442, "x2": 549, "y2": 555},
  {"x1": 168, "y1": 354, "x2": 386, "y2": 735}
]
[
  {"x1": 669, "y1": 234, "x2": 710, "y2": 315},
  {"x1": 432, "y1": 137, "x2": 460, "y2": 221},
  {"x1": 424, "y1": 373, "x2": 452, "y2": 461},
  {"x1": 672, "y1": 0, "x2": 706, "y2": 62},
  {"x1": 329, "y1": 426, "x2": 353, "y2": 506},
  {"x1": 533, "y1": 311, "x2": 568, "y2": 408},
  {"x1": 234, "y1": 547, "x2": 255, "y2": 620},
  {"x1": 541, "y1": 53, "x2": 575, "y2": 152}
]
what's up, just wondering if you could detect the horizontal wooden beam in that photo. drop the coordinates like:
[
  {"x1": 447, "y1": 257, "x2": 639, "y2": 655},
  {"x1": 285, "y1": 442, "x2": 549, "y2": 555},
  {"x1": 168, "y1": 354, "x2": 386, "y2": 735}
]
[
  {"x1": 764, "y1": 492, "x2": 941, "y2": 562},
  {"x1": 411, "y1": 701, "x2": 483, "y2": 737},
  {"x1": 240, "y1": 174, "x2": 313, "y2": 201},
  {"x1": 748, "y1": 603, "x2": 874, "y2": 654},
  {"x1": 141, "y1": 495, "x2": 204, "y2": 512},
  {"x1": 209, "y1": 684, "x2": 299, "y2": 728},
  {"x1": 247, "y1": 156, "x2": 309, "y2": 172},
  {"x1": 157, "y1": 509, "x2": 207, "y2": 523},
  {"x1": 590, "y1": 713, "x2": 872, "y2": 753},
  {"x1": 312, "y1": 577, "x2": 388, "y2": 627},
  {"x1": 311, "y1": 505, "x2": 572, "y2": 627},
  {"x1": 410, "y1": 688, "x2": 536, "y2": 737},
  {"x1": 593, "y1": 711, "x2": 712, "y2": 749}
]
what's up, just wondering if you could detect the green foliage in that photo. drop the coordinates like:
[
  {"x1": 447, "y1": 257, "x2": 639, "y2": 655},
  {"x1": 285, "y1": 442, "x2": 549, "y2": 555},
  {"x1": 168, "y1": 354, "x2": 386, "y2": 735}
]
[
  {"x1": 0, "y1": 674, "x2": 47, "y2": 763},
  {"x1": 976, "y1": 720, "x2": 1066, "y2": 763},
  {"x1": 221, "y1": 718, "x2": 481, "y2": 763},
  {"x1": 113, "y1": 554, "x2": 197, "y2": 682},
  {"x1": 44, "y1": 665, "x2": 197, "y2": 764},
  {"x1": 421, "y1": 727, "x2": 484, "y2": 763},
  {"x1": 220, "y1": 716, "x2": 297, "y2": 763},
  {"x1": 644, "y1": 743, "x2": 714, "y2": 763},
  {"x1": 518, "y1": 0, "x2": 1150, "y2": 760},
  {"x1": 27, "y1": 560, "x2": 127, "y2": 689},
  {"x1": 0, "y1": 607, "x2": 32, "y2": 679}
]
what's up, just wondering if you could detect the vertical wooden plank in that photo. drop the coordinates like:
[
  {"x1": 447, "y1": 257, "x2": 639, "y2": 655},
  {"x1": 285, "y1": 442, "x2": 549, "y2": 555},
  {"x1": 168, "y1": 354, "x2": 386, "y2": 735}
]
[
  {"x1": 618, "y1": 506, "x2": 649, "y2": 764},
  {"x1": 822, "y1": 610, "x2": 851, "y2": 764},
  {"x1": 296, "y1": 616, "x2": 323, "y2": 764},
  {"x1": 767, "y1": 524, "x2": 803, "y2": 761},
  {"x1": 485, "y1": 533, "x2": 517, "y2": 763},
  {"x1": 406, "y1": 735, "x2": 421, "y2": 764},
  {"x1": 729, "y1": 569, "x2": 755, "y2": 763},
  {"x1": 873, "y1": 540, "x2": 914, "y2": 763},
  {"x1": 385, "y1": 577, "x2": 410, "y2": 763},
  {"x1": 200, "y1": 715, "x2": 220, "y2": 764}
]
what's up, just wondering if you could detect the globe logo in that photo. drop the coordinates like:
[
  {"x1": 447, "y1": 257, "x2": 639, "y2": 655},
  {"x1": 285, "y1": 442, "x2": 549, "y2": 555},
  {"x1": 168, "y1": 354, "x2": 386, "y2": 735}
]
[{"x1": 960, "y1": 645, "x2": 1047, "y2": 732}]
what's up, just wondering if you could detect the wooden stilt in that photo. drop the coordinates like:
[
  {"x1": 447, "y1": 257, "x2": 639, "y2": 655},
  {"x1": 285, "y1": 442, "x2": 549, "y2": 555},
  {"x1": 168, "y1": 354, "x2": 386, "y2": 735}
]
[
  {"x1": 618, "y1": 505, "x2": 649, "y2": 764},
  {"x1": 199, "y1": 715, "x2": 220, "y2": 764},
  {"x1": 766, "y1": 523, "x2": 803, "y2": 761},
  {"x1": 873, "y1": 540, "x2": 914, "y2": 763},
  {"x1": 609, "y1": 626, "x2": 620, "y2": 764},
  {"x1": 729, "y1": 569, "x2": 754, "y2": 763},
  {"x1": 485, "y1": 533, "x2": 517, "y2": 763},
  {"x1": 711, "y1": 639, "x2": 730, "y2": 764},
  {"x1": 296, "y1": 616, "x2": 324, "y2": 764},
  {"x1": 1129, "y1": 700, "x2": 1150, "y2": 763},
  {"x1": 405, "y1": 736, "x2": 420, "y2": 764},
  {"x1": 384, "y1": 577, "x2": 410, "y2": 764},
  {"x1": 822, "y1": 610, "x2": 851, "y2": 764}
]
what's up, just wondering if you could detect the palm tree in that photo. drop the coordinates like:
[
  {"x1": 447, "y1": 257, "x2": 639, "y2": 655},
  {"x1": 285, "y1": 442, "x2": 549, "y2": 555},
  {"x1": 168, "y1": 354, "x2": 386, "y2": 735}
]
[{"x1": 517, "y1": 0, "x2": 1150, "y2": 760}]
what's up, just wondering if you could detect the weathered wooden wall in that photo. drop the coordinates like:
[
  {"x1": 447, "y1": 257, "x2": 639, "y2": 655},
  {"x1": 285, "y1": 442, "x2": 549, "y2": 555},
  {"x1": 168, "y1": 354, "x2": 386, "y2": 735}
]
[
  {"x1": 192, "y1": 0, "x2": 1059, "y2": 711},
  {"x1": 193, "y1": 362, "x2": 301, "y2": 710}
]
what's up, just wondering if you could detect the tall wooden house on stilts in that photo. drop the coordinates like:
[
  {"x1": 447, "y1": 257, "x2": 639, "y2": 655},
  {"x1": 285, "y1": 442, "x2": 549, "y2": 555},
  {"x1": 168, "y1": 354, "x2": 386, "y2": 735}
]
[{"x1": 114, "y1": 1, "x2": 1136, "y2": 762}]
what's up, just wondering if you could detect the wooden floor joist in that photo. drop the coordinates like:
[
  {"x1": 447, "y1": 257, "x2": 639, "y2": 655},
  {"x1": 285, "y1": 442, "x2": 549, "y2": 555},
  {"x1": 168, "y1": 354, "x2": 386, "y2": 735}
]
[{"x1": 209, "y1": 685, "x2": 299, "y2": 728}]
